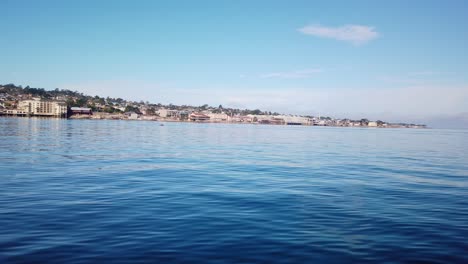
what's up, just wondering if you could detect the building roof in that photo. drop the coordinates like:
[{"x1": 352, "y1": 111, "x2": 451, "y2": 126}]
[
  {"x1": 71, "y1": 107, "x2": 91, "y2": 111},
  {"x1": 190, "y1": 112, "x2": 210, "y2": 118}
]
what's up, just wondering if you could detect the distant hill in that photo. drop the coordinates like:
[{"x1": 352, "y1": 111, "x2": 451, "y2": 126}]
[{"x1": 0, "y1": 83, "x2": 279, "y2": 116}]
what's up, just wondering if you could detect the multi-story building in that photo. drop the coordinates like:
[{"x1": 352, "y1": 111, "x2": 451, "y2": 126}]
[
  {"x1": 157, "y1": 108, "x2": 178, "y2": 118},
  {"x1": 230, "y1": 115, "x2": 253, "y2": 123},
  {"x1": 368, "y1": 121, "x2": 378, "y2": 127},
  {"x1": 18, "y1": 98, "x2": 67, "y2": 117},
  {"x1": 189, "y1": 112, "x2": 210, "y2": 122},
  {"x1": 207, "y1": 113, "x2": 229, "y2": 122},
  {"x1": 276, "y1": 115, "x2": 312, "y2": 125}
]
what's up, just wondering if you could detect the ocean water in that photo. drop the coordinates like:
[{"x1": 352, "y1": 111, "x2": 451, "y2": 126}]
[{"x1": 0, "y1": 117, "x2": 467, "y2": 263}]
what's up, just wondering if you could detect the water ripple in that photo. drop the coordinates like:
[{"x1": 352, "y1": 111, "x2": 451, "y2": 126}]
[{"x1": 1, "y1": 118, "x2": 467, "y2": 263}]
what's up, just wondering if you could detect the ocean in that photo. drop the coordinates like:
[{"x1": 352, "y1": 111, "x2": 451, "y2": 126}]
[{"x1": 1, "y1": 117, "x2": 467, "y2": 263}]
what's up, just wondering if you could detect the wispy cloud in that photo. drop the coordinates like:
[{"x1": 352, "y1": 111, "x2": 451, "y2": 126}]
[
  {"x1": 298, "y1": 24, "x2": 379, "y2": 45},
  {"x1": 260, "y1": 68, "x2": 323, "y2": 79}
]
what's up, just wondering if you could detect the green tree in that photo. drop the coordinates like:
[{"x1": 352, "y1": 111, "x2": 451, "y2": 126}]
[
  {"x1": 75, "y1": 97, "x2": 88, "y2": 107},
  {"x1": 146, "y1": 108, "x2": 156, "y2": 115},
  {"x1": 87, "y1": 103, "x2": 97, "y2": 111},
  {"x1": 66, "y1": 98, "x2": 75, "y2": 107},
  {"x1": 124, "y1": 105, "x2": 141, "y2": 114},
  {"x1": 251, "y1": 109, "x2": 262, "y2": 115},
  {"x1": 103, "y1": 106, "x2": 116, "y2": 113}
]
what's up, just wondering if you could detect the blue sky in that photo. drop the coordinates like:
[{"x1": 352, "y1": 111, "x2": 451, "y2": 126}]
[{"x1": 1, "y1": 0, "x2": 468, "y2": 124}]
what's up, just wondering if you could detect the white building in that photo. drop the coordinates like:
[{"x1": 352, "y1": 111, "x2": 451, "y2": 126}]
[
  {"x1": 128, "y1": 113, "x2": 139, "y2": 120},
  {"x1": 207, "y1": 113, "x2": 229, "y2": 122},
  {"x1": 18, "y1": 98, "x2": 67, "y2": 117},
  {"x1": 157, "y1": 108, "x2": 179, "y2": 118},
  {"x1": 230, "y1": 115, "x2": 253, "y2": 123},
  {"x1": 368, "y1": 121, "x2": 378, "y2": 127},
  {"x1": 276, "y1": 115, "x2": 311, "y2": 125},
  {"x1": 247, "y1": 114, "x2": 271, "y2": 122},
  {"x1": 3, "y1": 109, "x2": 28, "y2": 115}
]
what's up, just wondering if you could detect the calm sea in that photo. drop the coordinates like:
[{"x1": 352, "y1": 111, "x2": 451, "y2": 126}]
[{"x1": 0, "y1": 117, "x2": 467, "y2": 263}]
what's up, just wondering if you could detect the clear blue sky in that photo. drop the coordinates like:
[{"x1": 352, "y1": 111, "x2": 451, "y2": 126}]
[{"x1": 1, "y1": 0, "x2": 468, "y2": 123}]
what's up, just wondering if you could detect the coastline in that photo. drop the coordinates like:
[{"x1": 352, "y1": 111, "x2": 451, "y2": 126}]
[
  {"x1": 0, "y1": 114, "x2": 429, "y2": 129},
  {"x1": 0, "y1": 84, "x2": 428, "y2": 129}
]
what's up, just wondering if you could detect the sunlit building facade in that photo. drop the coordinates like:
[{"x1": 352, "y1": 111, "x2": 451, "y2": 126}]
[{"x1": 18, "y1": 98, "x2": 67, "y2": 117}]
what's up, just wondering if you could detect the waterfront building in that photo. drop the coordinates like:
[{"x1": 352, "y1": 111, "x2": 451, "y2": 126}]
[
  {"x1": 207, "y1": 113, "x2": 229, "y2": 122},
  {"x1": 157, "y1": 108, "x2": 179, "y2": 118},
  {"x1": 276, "y1": 115, "x2": 311, "y2": 125},
  {"x1": 70, "y1": 107, "x2": 92, "y2": 115},
  {"x1": 18, "y1": 98, "x2": 67, "y2": 117},
  {"x1": 315, "y1": 120, "x2": 327, "y2": 126},
  {"x1": 189, "y1": 112, "x2": 210, "y2": 121},
  {"x1": 156, "y1": 108, "x2": 168, "y2": 117},
  {"x1": 230, "y1": 115, "x2": 253, "y2": 123},
  {"x1": 368, "y1": 121, "x2": 378, "y2": 127},
  {"x1": 2, "y1": 109, "x2": 28, "y2": 116},
  {"x1": 247, "y1": 114, "x2": 271, "y2": 123}
]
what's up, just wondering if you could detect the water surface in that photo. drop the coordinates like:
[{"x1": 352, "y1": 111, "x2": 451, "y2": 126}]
[{"x1": 1, "y1": 117, "x2": 467, "y2": 263}]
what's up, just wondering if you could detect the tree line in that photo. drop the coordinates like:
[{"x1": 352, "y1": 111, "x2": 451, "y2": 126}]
[{"x1": 1, "y1": 83, "x2": 282, "y2": 115}]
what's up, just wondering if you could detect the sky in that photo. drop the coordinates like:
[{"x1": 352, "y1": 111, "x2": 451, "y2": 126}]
[{"x1": 1, "y1": 0, "x2": 468, "y2": 126}]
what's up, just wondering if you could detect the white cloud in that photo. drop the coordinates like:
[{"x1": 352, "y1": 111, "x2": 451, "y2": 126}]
[
  {"x1": 260, "y1": 68, "x2": 323, "y2": 79},
  {"x1": 298, "y1": 24, "x2": 379, "y2": 45}
]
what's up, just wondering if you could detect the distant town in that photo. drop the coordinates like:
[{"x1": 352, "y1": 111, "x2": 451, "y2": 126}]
[{"x1": 0, "y1": 84, "x2": 426, "y2": 128}]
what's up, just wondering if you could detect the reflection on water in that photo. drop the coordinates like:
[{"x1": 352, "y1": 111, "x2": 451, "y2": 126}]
[{"x1": 1, "y1": 117, "x2": 467, "y2": 263}]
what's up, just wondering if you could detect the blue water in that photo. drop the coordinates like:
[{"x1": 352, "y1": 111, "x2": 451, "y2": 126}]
[{"x1": 1, "y1": 117, "x2": 467, "y2": 263}]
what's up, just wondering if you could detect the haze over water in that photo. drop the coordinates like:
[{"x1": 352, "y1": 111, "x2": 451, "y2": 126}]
[{"x1": 1, "y1": 117, "x2": 467, "y2": 263}]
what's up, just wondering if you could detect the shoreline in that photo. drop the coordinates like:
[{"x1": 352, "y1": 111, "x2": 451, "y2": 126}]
[{"x1": 0, "y1": 114, "x2": 429, "y2": 129}]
